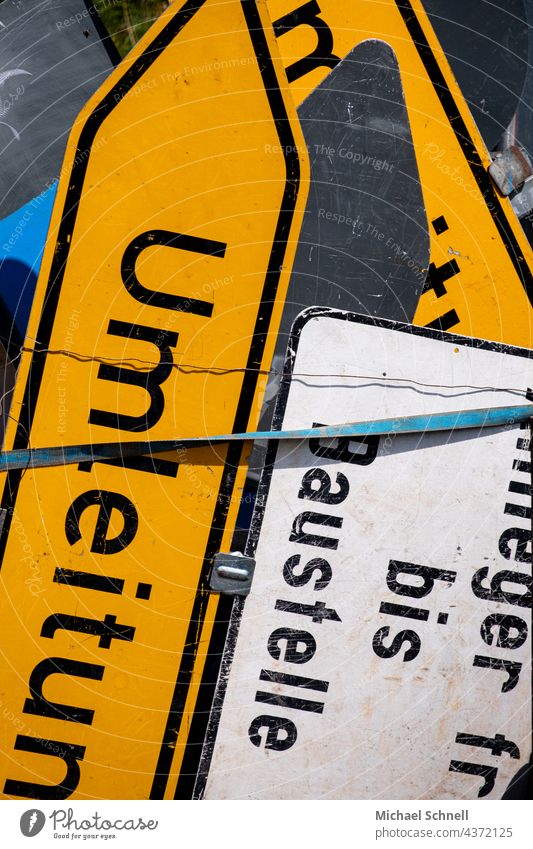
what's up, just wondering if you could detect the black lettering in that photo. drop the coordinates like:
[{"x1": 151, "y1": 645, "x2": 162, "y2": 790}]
[
  {"x1": 298, "y1": 468, "x2": 349, "y2": 505},
  {"x1": 23, "y1": 658, "x2": 104, "y2": 725},
  {"x1": 4, "y1": 736, "x2": 85, "y2": 799},
  {"x1": 65, "y1": 490, "x2": 138, "y2": 555},
  {"x1": 372, "y1": 626, "x2": 421, "y2": 662},
  {"x1": 425, "y1": 309, "x2": 460, "y2": 332},
  {"x1": 386, "y1": 560, "x2": 456, "y2": 598},
  {"x1": 455, "y1": 732, "x2": 520, "y2": 759},
  {"x1": 267, "y1": 627, "x2": 316, "y2": 664},
  {"x1": 54, "y1": 568, "x2": 124, "y2": 595},
  {"x1": 431, "y1": 216, "x2": 448, "y2": 235},
  {"x1": 310, "y1": 422, "x2": 379, "y2": 466},
  {"x1": 282, "y1": 555, "x2": 332, "y2": 590},
  {"x1": 289, "y1": 510, "x2": 342, "y2": 549},
  {"x1": 473, "y1": 656, "x2": 522, "y2": 693},
  {"x1": 248, "y1": 715, "x2": 297, "y2": 751},
  {"x1": 255, "y1": 691, "x2": 324, "y2": 713},
  {"x1": 78, "y1": 452, "x2": 178, "y2": 478},
  {"x1": 504, "y1": 501, "x2": 531, "y2": 520},
  {"x1": 275, "y1": 598, "x2": 341, "y2": 624},
  {"x1": 449, "y1": 760, "x2": 497, "y2": 798},
  {"x1": 508, "y1": 480, "x2": 531, "y2": 497},
  {"x1": 121, "y1": 230, "x2": 224, "y2": 316},
  {"x1": 498, "y1": 528, "x2": 532, "y2": 564},
  {"x1": 273, "y1": 0, "x2": 340, "y2": 83},
  {"x1": 259, "y1": 669, "x2": 329, "y2": 692},
  {"x1": 41, "y1": 613, "x2": 135, "y2": 649},
  {"x1": 422, "y1": 259, "x2": 460, "y2": 298},
  {"x1": 480, "y1": 613, "x2": 528, "y2": 650},
  {"x1": 379, "y1": 601, "x2": 429, "y2": 621},
  {"x1": 471, "y1": 567, "x2": 532, "y2": 608},
  {"x1": 88, "y1": 320, "x2": 178, "y2": 432}
]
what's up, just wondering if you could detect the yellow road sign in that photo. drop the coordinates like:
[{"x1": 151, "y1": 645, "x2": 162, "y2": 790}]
[
  {"x1": 268, "y1": 0, "x2": 533, "y2": 346},
  {"x1": 0, "y1": 0, "x2": 308, "y2": 800}
]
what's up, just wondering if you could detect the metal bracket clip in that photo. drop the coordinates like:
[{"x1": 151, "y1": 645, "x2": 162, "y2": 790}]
[{"x1": 209, "y1": 552, "x2": 256, "y2": 596}]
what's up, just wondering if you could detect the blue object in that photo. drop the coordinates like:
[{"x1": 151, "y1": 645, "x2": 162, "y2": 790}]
[
  {"x1": 0, "y1": 403, "x2": 530, "y2": 473},
  {"x1": 0, "y1": 183, "x2": 57, "y2": 356}
]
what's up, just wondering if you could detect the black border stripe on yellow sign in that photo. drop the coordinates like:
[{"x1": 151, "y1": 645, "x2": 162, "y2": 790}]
[
  {"x1": 397, "y1": 0, "x2": 533, "y2": 305},
  {"x1": 159, "y1": 0, "x2": 303, "y2": 801},
  {"x1": 0, "y1": 0, "x2": 207, "y2": 553},
  {"x1": 0, "y1": 0, "x2": 302, "y2": 800},
  {"x1": 83, "y1": 0, "x2": 122, "y2": 66}
]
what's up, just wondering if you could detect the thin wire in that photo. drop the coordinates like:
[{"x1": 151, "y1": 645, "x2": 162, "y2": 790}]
[{"x1": 18, "y1": 345, "x2": 529, "y2": 396}]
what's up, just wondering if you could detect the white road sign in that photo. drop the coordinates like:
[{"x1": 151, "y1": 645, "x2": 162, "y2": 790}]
[{"x1": 200, "y1": 308, "x2": 532, "y2": 800}]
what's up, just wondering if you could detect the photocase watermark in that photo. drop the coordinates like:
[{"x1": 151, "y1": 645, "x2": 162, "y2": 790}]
[
  {"x1": 318, "y1": 207, "x2": 363, "y2": 232},
  {"x1": 316, "y1": 208, "x2": 427, "y2": 282},
  {"x1": 0, "y1": 696, "x2": 68, "y2": 762},
  {"x1": 2, "y1": 187, "x2": 51, "y2": 254},
  {"x1": 19, "y1": 807, "x2": 158, "y2": 838},
  {"x1": 112, "y1": 55, "x2": 258, "y2": 105},
  {"x1": 56, "y1": 309, "x2": 81, "y2": 435},
  {"x1": 43, "y1": 134, "x2": 109, "y2": 196},
  {"x1": 422, "y1": 142, "x2": 496, "y2": 212},
  {"x1": 182, "y1": 55, "x2": 257, "y2": 77},
  {"x1": 0, "y1": 694, "x2": 28, "y2": 736},
  {"x1": 0, "y1": 74, "x2": 27, "y2": 140},
  {"x1": 325, "y1": 143, "x2": 393, "y2": 173},
  {"x1": 50, "y1": 807, "x2": 158, "y2": 835},
  {"x1": 55, "y1": 0, "x2": 122, "y2": 32},
  {"x1": 173, "y1": 443, "x2": 266, "y2": 508},
  {"x1": 153, "y1": 272, "x2": 233, "y2": 349},
  {"x1": 10, "y1": 508, "x2": 44, "y2": 597},
  {"x1": 20, "y1": 809, "x2": 46, "y2": 837},
  {"x1": 264, "y1": 141, "x2": 394, "y2": 173},
  {"x1": 380, "y1": 418, "x2": 403, "y2": 457}
]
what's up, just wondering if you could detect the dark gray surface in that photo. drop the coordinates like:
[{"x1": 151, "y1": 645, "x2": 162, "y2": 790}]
[
  {"x1": 256, "y1": 40, "x2": 429, "y2": 439},
  {"x1": 423, "y1": 0, "x2": 529, "y2": 152},
  {"x1": 0, "y1": 0, "x2": 117, "y2": 217},
  {"x1": 279, "y1": 39, "x2": 429, "y2": 341},
  {"x1": 243, "y1": 40, "x2": 429, "y2": 481},
  {"x1": 515, "y1": 0, "x2": 533, "y2": 167}
]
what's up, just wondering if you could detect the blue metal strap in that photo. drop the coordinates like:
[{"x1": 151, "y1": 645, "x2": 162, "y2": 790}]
[{"x1": 0, "y1": 403, "x2": 530, "y2": 473}]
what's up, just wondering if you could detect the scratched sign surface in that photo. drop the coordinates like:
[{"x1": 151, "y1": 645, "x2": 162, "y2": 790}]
[
  {"x1": 268, "y1": 0, "x2": 533, "y2": 347},
  {"x1": 202, "y1": 309, "x2": 532, "y2": 800},
  {"x1": 0, "y1": 0, "x2": 308, "y2": 800}
]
